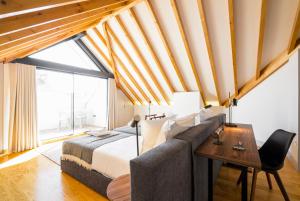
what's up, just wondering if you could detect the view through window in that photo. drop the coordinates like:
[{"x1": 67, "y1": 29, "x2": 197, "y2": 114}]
[
  {"x1": 30, "y1": 40, "x2": 100, "y2": 71},
  {"x1": 36, "y1": 69, "x2": 108, "y2": 140}
]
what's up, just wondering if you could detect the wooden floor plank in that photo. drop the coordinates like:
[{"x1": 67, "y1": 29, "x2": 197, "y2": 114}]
[{"x1": 0, "y1": 144, "x2": 299, "y2": 201}]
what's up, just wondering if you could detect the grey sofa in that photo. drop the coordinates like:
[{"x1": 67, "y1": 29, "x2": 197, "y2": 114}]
[{"x1": 130, "y1": 114, "x2": 226, "y2": 201}]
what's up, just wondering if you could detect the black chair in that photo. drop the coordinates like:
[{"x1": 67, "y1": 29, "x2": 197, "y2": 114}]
[{"x1": 237, "y1": 129, "x2": 296, "y2": 201}]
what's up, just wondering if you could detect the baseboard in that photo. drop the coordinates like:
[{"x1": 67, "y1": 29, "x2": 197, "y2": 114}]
[{"x1": 287, "y1": 152, "x2": 300, "y2": 171}]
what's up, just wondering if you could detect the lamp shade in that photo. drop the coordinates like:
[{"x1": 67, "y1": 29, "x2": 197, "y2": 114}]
[
  {"x1": 133, "y1": 115, "x2": 141, "y2": 122},
  {"x1": 130, "y1": 115, "x2": 141, "y2": 127}
]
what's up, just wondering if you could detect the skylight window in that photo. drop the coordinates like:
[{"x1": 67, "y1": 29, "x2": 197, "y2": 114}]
[{"x1": 29, "y1": 40, "x2": 100, "y2": 71}]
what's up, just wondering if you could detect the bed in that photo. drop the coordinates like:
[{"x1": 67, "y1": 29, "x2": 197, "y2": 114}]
[
  {"x1": 113, "y1": 125, "x2": 141, "y2": 135},
  {"x1": 61, "y1": 126, "x2": 141, "y2": 196}
]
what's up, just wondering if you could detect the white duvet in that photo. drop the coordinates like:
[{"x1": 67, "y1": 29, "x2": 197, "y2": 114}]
[{"x1": 91, "y1": 136, "x2": 143, "y2": 179}]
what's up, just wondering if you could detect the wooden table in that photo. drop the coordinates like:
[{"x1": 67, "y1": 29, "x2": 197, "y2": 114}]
[
  {"x1": 107, "y1": 174, "x2": 131, "y2": 201},
  {"x1": 195, "y1": 124, "x2": 261, "y2": 201}
]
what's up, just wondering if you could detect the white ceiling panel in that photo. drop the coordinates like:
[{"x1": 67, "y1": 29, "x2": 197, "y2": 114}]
[
  {"x1": 202, "y1": 0, "x2": 235, "y2": 101},
  {"x1": 261, "y1": 0, "x2": 299, "y2": 69},
  {"x1": 234, "y1": 0, "x2": 261, "y2": 88},
  {"x1": 176, "y1": 0, "x2": 218, "y2": 103}
]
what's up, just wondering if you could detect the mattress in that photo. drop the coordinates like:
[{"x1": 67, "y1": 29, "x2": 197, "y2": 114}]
[
  {"x1": 61, "y1": 133, "x2": 131, "y2": 169},
  {"x1": 92, "y1": 135, "x2": 143, "y2": 179}
]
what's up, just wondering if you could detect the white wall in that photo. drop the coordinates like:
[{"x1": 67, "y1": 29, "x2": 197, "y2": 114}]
[
  {"x1": 134, "y1": 104, "x2": 173, "y2": 119},
  {"x1": 134, "y1": 92, "x2": 202, "y2": 118},
  {"x1": 232, "y1": 50, "x2": 299, "y2": 170},
  {"x1": 115, "y1": 89, "x2": 134, "y2": 127}
]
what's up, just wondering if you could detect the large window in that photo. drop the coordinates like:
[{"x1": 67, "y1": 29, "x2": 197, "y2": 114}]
[
  {"x1": 36, "y1": 69, "x2": 108, "y2": 140},
  {"x1": 30, "y1": 40, "x2": 100, "y2": 71}
]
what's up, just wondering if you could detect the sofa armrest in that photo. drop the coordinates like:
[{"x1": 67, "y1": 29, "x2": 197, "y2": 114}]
[{"x1": 130, "y1": 139, "x2": 192, "y2": 201}]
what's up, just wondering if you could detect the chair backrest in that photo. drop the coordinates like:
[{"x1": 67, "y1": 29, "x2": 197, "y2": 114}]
[{"x1": 259, "y1": 129, "x2": 296, "y2": 169}]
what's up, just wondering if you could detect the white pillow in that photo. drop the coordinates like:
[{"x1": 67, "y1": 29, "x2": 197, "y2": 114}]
[
  {"x1": 154, "y1": 120, "x2": 173, "y2": 147},
  {"x1": 167, "y1": 122, "x2": 190, "y2": 139},
  {"x1": 154, "y1": 120, "x2": 191, "y2": 147},
  {"x1": 141, "y1": 118, "x2": 169, "y2": 154},
  {"x1": 174, "y1": 113, "x2": 197, "y2": 127},
  {"x1": 197, "y1": 106, "x2": 225, "y2": 123}
]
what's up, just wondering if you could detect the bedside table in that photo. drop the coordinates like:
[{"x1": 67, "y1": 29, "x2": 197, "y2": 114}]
[{"x1": 107, "y1": 174, "x2": 131, "y2": 201}]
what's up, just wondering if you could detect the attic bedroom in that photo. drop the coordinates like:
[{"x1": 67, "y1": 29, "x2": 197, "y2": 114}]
[{"x1": 0, "y1": 0, "x2": 299, "y2": 201}]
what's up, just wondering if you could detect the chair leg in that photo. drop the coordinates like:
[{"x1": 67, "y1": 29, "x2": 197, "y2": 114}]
[
  {"x1": 273, "y1": 171, "x2": 290, "y2": 201},
  {"x1": 266, "y1": 172, "x2": 273, "y2": 190},
  {"x1": 250, "y1": 169, "x2": 258, "y2": 201},
  {"x1": 237, "y1": 172, "x2": 242, "y2": 186}
]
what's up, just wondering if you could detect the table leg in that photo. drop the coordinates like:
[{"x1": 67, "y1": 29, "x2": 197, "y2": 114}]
[
  {"x1": 241, "y1": 167, "x2": 248, "y2": 201},
  {"x1": 208, "y1": 159, "x2": 213, "y2": 201}
]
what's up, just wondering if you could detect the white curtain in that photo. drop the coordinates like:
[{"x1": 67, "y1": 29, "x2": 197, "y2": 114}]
[
  {"x1": 108, "y1": 78, "x2": 117, "y2": 130},
  {"x1": 3, "y1": 63, "x2": 38, "y2": 153},
  {"x1": 0, "y1": 63, "x2": 4, "y2": 153}
]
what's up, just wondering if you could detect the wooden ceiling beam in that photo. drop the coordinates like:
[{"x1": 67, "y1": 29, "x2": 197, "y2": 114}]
[
  {"x1": 128, "y1": 8, "x2": 175, "y2": 94},
  {"x1": 288, "y1": 0, "x2": 300, "y2": 53},
  {"x1": 85, "y1": 34, "x2": 139, "y2": 104},
  {"x1": 85, "y1": 32, "x2": 151, "y2": 103},
  {"x1": 196, "y1": 0, "x2": 221, "y2": 105},
  {"x1": 0, "y1": 9, "x2": 110, "y2": 47},
  {"x1": 0, "y1": 0, "x2": 88, "y2": 19},
  {"x1": 94, "y1": 26, "x2": 158, "y2": 104},
  {"x1": 170, "y1": 0, "x2": 206, "y2": 105},
  {"x1": 117, "y1": 84, "x2": 135, "y2": 104},
  {"x1": 145, "y1": 0, "x2": 188, "y2": 92},
  {"x1": 114, "y1": 51, "x2": 147, "y2": 105},
  {"x1": 0, "y1": 16, "x2": 99, "y2": 57},
  {"x1": 239, "y1": 50, "x2": 288, "y2": 100},
  {"x1": 117, "y1": 71, "x2": 143, "y2": 105},
  {"x1": 2, "y1": 20, "x2": 98, "y2": 63},
  {"x1": 223, "y1": 48, "x2": 296, "y2": 106},
  {"x1": 255, "y1": 0, "x2": 267, "y2": 79},
  {"x1": 115, "y1": 15, "x2": 170, "y2": 104},
  {"x1": 0, "y1": 0, "x2": 129, "y2": 36},
  {"x1": 1, "y1": 20, "x2": 98, "y2": 61},
  {"x1": 105, "y1": 25, "x2": 152, "y2": 103},
  {"x1": 102, "y1": 22, "x2": 119, "y2": 85},
  {"x1": 85, "y1": 34, "x2": 112, "y2": 70},
  {"x1": 228, "y1": 0, "x2": 238, "y2": 96},
  {"x1": 100, "y1": 0, "x2": 143, "y2": 22}
]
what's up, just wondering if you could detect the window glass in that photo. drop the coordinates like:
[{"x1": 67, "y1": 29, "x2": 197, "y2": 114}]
[
  {"x1": 74, "y1": 74, "x2": 108, "y2": 131},
  {"x1": 37, "y1": 69, "x2": 107, "y2": 140},
  {"x1": 30, "y1": 40, "x2": 100, "y2": 71}
]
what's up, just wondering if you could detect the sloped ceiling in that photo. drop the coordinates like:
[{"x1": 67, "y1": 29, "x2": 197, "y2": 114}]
[
  {"x1": 0, "y1": 0, "x2": 299, "y2": 107},
  {"x1": 0, "y1": 0, "x2": 140, "y2": 62},
  {"x1": 82, "y1": 0, "x2": 300, "y2": 106}
]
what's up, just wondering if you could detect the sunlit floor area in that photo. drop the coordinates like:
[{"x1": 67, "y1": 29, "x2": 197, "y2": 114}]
[
  {"x1": 0, "y1": 148, "x2": 108, "y2": 201},
  {"x1": 39, "y1": 126, "x2": 105, "y2": 141},
  {"x1": 0, "y1": 143, "x2": 300, "y2": 201}
]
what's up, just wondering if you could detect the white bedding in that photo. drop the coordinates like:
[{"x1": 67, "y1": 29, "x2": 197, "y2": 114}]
[{"x1": 91, "y1": 136, "x2": 143, "y2": 179}]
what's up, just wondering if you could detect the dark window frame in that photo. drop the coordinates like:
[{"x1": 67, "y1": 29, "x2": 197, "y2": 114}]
[{"x1": 13, "y1": 33, "x2": 113, "y2": 79}]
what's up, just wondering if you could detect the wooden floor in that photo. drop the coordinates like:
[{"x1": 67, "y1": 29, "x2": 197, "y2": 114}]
[
  {"x1": 0, "y1": 148, "x2": 300, "y2": 201},
  {"x1": 214, "y1": 161, "x2": 300, "y2": 201},
  {"x1": 0, "y1": 150, "x2": 107, "y2": 201}
]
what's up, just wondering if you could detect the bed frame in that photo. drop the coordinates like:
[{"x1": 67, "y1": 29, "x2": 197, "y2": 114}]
[{"x1": 61, "y1": 160, "x2": 111, "y2": 197}]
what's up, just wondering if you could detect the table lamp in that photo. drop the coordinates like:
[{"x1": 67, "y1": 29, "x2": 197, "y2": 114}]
[{"x1": 225, "y1": 92, "x2": 238, "y2": 127}]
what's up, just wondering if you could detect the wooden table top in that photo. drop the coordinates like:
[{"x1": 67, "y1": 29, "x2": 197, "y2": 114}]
[
  {"x1": 196, "y1": 124, "x2": 261, "y2": 169},
  {"x1": 107, "y1": 174, "x2": 131, "y2": 201}
]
